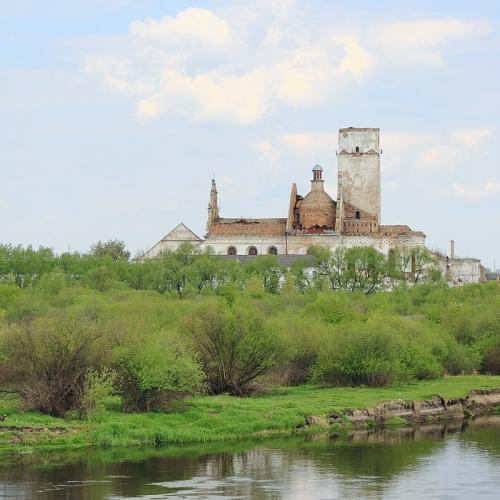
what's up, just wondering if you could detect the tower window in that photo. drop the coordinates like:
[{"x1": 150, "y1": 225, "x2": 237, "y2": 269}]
[
  {"x1": 355, "y1": 146, "x2": 360, "y2": 153},
  {"x1": 353, "y1": 174, "x2": 362, "y2": 188},
  {"x1": 355, "y1": 211, "x2": 360, "y2": 220},
  {"x1": 248, "y1": 246, "x2": 258, "y2": 256},
  {"x1": 268, "y1": 246, "x2": 278, "y2": 255},
  {"x1": 227, "y1": 246, "x2": 237, "y2": 255}
]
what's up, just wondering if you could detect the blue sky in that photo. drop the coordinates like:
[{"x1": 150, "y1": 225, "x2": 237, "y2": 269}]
[{"x1": 1, "y1": 0, "x2": 499, "y2": 267}]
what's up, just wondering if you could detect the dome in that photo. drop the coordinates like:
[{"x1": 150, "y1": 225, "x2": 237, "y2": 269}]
[
  {"x1": 312, "y1": 164, "x2": 323, "y2": 171},
  {"x1": 300, "y1": 189, "x2": 336, "y2": 229}
]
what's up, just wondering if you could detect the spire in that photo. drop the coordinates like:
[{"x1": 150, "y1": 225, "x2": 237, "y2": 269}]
[{"x1": 207, "y1": 177, "x2": 219, "y2": 232}]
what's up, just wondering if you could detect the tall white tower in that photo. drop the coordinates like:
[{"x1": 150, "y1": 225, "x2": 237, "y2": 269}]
[{"x1": 336, "y1": 127, "x2": 381, "y2": 231}]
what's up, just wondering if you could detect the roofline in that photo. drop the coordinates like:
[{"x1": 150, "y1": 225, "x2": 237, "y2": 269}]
[{"x1": 339, "y1": 127, "x2": 380, "y2": 133}]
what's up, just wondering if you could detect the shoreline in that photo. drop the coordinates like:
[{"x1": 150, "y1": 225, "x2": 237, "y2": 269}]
[{"x1": 1, "y1": 376, "x2": 500, "y2": 454}]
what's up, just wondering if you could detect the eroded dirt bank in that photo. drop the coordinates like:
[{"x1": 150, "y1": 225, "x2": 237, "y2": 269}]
[{"x1": 303, "y1": 388, "x2": 500, "y2": 429}]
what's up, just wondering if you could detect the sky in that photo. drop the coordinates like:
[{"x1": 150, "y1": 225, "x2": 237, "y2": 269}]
[{"x1": 0, "y1": 0, "x2": 499, "y2": 267}]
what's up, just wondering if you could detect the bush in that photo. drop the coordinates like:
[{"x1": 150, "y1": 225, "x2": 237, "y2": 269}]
[
  {"x1": 185, "y1": 302, "x2": 281, "y2": 394},
  {"x1": 1, "y1": 317, "x2": 110, "y2": 417},
  {"x1": 310, "y1": 316, "x2": 446, "y2": 386},
  {"x1": 77, "y1": 369, "x2": 116, "y2": 418},
  {"x1": 115, "y1": 332, "x2": 203, "y2": 412},
  {"x1": 4, "y1": 292, "x2": 49, "y2": 323},
  {"x1": 267, "y1": 315, "x2": 329, "y2": 385}
]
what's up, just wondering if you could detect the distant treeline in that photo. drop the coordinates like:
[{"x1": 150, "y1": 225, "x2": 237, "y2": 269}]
[{"x1": 0, "y1": 240, "x2": 442, "y2": 297}]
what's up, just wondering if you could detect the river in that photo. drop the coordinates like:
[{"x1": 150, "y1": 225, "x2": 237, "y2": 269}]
[{"x1": 1, "y1": 416, "x2": 499, "y2": 499}]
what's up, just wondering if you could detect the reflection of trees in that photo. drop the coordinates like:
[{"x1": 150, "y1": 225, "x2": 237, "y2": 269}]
[
  {"x1": 0, "y1": 418, "x2": 499, "y2": 498},
  {"x1": 458, "y1": 416, "x2": 500, "y2": 458}
]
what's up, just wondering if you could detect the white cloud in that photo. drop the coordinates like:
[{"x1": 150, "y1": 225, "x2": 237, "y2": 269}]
[
  {"x1": 373, "y1": 18, "x2": 491, "y2": 65},
  {"x1": 452, "y1": 180, "x2": 500, "y2": 200},
  {"x1": 254, "y1": 140, "x2": 274, "y2": 154},
  {"x1": 417, "y1": 127, "x2": 493, "y2": 171},
  {"x1": 278, "y1": 132, "x2": 337, "y2": 151},
  {"x1": 130, "y1": 8, "x2": 236, "y2": 50},
  {"x1": 83, "y1": 4, "x2": 378, "y2": 123},
  {"x1": 450, "y1": 128, "x2": 493, "y2": 147},
  {"x1": 84, "y1": 6, "x2": 490, "y2": 123}
]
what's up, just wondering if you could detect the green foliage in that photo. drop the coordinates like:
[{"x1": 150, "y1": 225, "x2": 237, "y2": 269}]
[
  {"x1": 310, "y1": 316, "x2": 447, "y2": 386},
  {"x1": 3, "y1": 290, "x2": 50, "y2": 323},
  {"x1": 1, "y1": 316, "x2": 110, "y2": 417},
  {"x1": 90, "y1": 239, "x2": 131, "y2": 261},
  {"x1": 79, "y1": 369, "x2": 116, "y2": 418},
  {"x1": 0, "y1": 241, "x2": 499, "y2": 421},
  {"x1": 115, "y1": 332, "x2": 203, "y2": 412},
  {"x1": 185, "y1": 302, "x2": 281, "y2": 394}
]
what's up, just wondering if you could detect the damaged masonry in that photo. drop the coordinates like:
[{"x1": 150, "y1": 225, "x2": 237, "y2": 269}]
[{"x1": 144, "y1": 127, "x2": 486, "y2": 285}]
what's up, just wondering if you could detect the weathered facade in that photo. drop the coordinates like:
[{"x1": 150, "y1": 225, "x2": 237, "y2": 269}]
[
  {"x1": 195, "y1": 127, "x2": 425, "y2": 257},
  {"x1": 144, "y1": 126, "x2": 484, "y2": 284}
]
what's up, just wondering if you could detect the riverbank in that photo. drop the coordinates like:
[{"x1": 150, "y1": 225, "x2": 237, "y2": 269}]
[{"x1": 1, "y1": 375, "x2": 500, "y2": 453}]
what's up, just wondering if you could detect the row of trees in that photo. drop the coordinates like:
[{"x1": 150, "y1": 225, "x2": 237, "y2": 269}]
[{"x1": 0, "y1": 241, "x2": 442, "y2": 296}]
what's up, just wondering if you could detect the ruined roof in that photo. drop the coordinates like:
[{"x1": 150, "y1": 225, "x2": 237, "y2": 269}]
[
  {"x1": 208, "y1": 218, "x2": 287, "y2": 236},
  {"x1": 378, "y1": 225, "x2": 426, "y2": 237},
  {"x1": 339, "y1": 127, "x2": 380, "y2": 133}
]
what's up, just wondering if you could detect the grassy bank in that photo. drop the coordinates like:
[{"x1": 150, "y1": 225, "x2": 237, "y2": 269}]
[{"x1": 1, "y1": 375, "x2": 500, "y2": 453}]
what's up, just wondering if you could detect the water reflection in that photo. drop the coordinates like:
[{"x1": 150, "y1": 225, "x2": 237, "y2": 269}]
[{"x1": 0, "y1": 416, "x2": 499, "y2": 499}]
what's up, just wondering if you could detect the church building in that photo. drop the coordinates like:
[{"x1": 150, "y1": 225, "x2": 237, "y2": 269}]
[{"x1": 144, "y1": 127, "x2": 426, "y2": 258}]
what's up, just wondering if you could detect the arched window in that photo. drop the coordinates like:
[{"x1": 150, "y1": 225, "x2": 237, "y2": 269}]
[
  {"x1": 268, "y1": 246, "x2": 278, "y2": 255},
  {"x1": 227, "y1": 246, "x2": 237, "y2": 256},
  {"x1": 355, "y1": 211, "x2": 360, "y2": 220},
  {"x1": 355, "y1": 146, "x2": 360, "y2": 153},
  {"x1": 248, "y1": 246, "x2": 258, "y2": 256}
]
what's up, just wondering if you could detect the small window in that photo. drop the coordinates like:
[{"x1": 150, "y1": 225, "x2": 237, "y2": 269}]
[
  {"x1": 355, "y1": 146, "x2": 360, "y2": 153},
  {"x1": 268, "y1": 246, "x2": 278, "y2": 255},
  {"x1": 355, "y1": 211, "x2": 360, "y2": 220},
  {"x1": 248, "y1": 246, "x2": 258, "y2": 256},
  {"x1": 227, "y1": 246, "x2": 236, "y2": 256}
]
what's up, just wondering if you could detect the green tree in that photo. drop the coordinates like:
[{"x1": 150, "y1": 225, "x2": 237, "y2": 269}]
[{"x1": 90, "y1": 240, "x2": 131, "y2": 261}]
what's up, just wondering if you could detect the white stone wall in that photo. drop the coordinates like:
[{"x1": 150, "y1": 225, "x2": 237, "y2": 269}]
[
  {"x1": 337, "y1": 128, "x2": 381, "y2": 222},
  {"x1": 143, "y1": 223, "x2": 203, "y2": 258},
  {"x1": 201, "y1": 233, "x2": 426, "y2": 256},
  {"x1": 144, "y1": 239, "x2": 203, "y2": 258},
  {"x1": 199, "y1": 236, "x2": 287, "y2": 256},
  {"x1": 440, "y1": 258, "x2": 483, "y2": 285},
  {"x1": 338, "y1": 128, "x2": 379, "y2": 152}
]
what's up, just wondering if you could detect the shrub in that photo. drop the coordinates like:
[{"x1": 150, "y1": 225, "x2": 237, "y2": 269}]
[
  {"x1": 1, "y1": 317, "x2": 109, "y2": 417},
  {"x1": 267, "y1": 315, "x2": 329, "y2": 385},
  {"x1": 78, "y1": 368, "x2": 116, "y2": 418},
  {"x1": 186, "y1": 302, "x2": 281, "y2": 395},
  {"x1": 4, "y1": 292, "x2": 49, "y2": 323},
  {"x1": 310, "y1": 316, "x2": 446, "y2": 386},
  {"x1": 115, "y1": 332, "x2": 203, "y2": 412},
  {"x1": 479, "y1": 337, "x2": 500, "y2": 375}
]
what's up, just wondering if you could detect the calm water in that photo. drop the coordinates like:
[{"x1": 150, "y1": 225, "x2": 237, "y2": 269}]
[{"x1": 1, "y1": 416, "x2": 500, "y2": 499}]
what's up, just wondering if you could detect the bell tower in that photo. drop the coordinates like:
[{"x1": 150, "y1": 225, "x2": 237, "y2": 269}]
[{"x1": 336, "y1": 127, "x2": 381, "y2": 230}]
